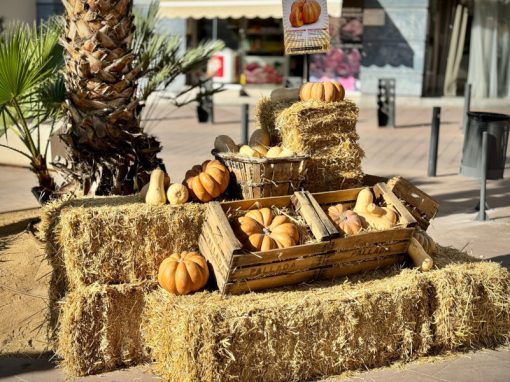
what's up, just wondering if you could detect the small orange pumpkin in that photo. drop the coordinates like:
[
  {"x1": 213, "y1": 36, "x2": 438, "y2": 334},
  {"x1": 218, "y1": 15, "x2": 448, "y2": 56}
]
[
  {"x1": 237, "y1": 208, "x2": 300, "y2": 251},
  {"x1": 328, "y1": 204, "x2": 363, "y2": 235},
  {"x1": 299, "y1": 82, "x2": 345, "y2": 102},
  {"x1": 302, "y1": 0, "x2": 321, "y2": 24},
  {"x1": 184, "y1": 160, "x2": 229, "y2": 202},
  {"x1": 158, "y1": 251, "x2": 209, "y2": 295}
]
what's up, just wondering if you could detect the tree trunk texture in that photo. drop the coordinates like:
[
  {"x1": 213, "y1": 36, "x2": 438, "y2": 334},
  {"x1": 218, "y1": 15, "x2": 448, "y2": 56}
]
[
  {"x1": 31, "y1": 155, "x2": 56, "y2": 194},
  {"x1": 60, "y1": 0, "x2": 162, "y2": 195}
]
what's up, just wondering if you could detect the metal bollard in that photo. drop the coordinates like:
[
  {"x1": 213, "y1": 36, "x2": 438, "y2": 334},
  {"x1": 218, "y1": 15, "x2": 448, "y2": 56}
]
[
  {"x1": 241, "y1": 104, "x2": 249, "y2": 145},
  {"x1": 427, "y1": 107, "x2": 441, "y2": 177},
  {"x1": 476, "y1": 131, "x2": 488, "y2": 221},
  {"x1": 377, "y1": 78, "x2": 396, "y2": 128},
  {"x1": 462, "y1": 83, "x2": 471, "y2": 132}
]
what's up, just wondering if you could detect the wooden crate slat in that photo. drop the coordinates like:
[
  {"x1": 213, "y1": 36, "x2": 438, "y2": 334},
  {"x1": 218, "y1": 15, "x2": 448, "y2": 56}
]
[
  {"x1": 200, "y1": 221, "x2": 231, "y2": 276},
  {"x1": 223, "y1": 269, "x2": 320, "y2": 294},
  {"x1": 304, "y1": 191, "x2": 340, "y2": 238},
  {"x1": 199, "y1": 234, "x2": 228, "y2": 288},
  {"x1": 231, "y1": 241, "x2": 332, "y2": 267},
  {"x1": 220, "y1": 195, "x2": 293, "y2": 211},
  {"x1": 388, "y1": 176, "x2": 439, "y2": 218},
  {"x1": 318, "y1": 255, "x2": 405, "y2": 279},
  {"x1": 373, "y1": 183, "x2": 417, "y2": 228},
  {"x1": 311, "y1": 188, "x2": 364, "y2": 205},
  {"x1": 331, "y1": 228, "x2": 413, "y2": 251},
  {"x1": 230, "y1": 242, "x2": 408, "y2": 281},
  {"x1": 224, "y1": 254, "x2": 404, "y2": 295},
  {"x1": 292, "y1": 191, "x2": 331, "y2": 242},
  {"x1": 207, "y1": 202, "x2": 243, "y2": 253}
]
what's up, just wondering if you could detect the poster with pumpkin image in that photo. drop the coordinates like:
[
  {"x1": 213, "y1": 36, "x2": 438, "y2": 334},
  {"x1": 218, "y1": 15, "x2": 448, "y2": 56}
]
[{"x1": 282, "y1": 0, "x2": 331, "y2": 55}]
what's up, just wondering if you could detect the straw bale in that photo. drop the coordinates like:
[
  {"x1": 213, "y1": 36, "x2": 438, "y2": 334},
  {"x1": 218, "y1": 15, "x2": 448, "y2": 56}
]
[
  {"x1": 143, "y1": 246, "x2": 510, "y2": 382},
  {"x1": 59, "y1": 201, "x2": 205, "y2": 288},
  {"x1": 255, "y1": 97, "x2": 294, "y2": 144},
  {"x1": 429, "y1": 262, "x2": 510, "y2": 350},
  {"x1": 266, "y1": 99, "x2": 364, "y2": 192},
  {"x1": 58, "y1": 281, "x2": 156, "y2": 377}
]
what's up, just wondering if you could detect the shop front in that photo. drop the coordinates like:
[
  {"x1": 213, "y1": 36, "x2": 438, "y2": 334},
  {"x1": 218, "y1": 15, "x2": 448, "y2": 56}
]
[{"x1": 158, "y1": 0, "x2": 345, "y2": 88}]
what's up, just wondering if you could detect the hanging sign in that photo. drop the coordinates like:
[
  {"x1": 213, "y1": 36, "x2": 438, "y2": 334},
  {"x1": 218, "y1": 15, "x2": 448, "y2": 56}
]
[{"x1": 282, "y1": 0, "x2": 331, "y2": 55}]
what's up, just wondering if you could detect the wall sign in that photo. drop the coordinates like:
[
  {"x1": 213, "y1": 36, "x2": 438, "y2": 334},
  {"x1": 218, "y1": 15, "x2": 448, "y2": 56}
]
[{"x1": 282, "y1": 0, "x2": 331, "y2": 55}]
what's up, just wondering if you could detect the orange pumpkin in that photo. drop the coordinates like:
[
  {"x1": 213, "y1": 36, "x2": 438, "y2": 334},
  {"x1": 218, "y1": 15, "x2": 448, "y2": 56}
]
[
  {"x1": 299, "y1": 82, "x2": 345, "y2": 102},
  {"x1": 328, "y1": 204, "x2": 363, "y2": 235},
  {"x1": 302, "y1": 0, "x2": 321, "y2": 25},
  {"x1": 289, "y1": 3, "x2": 304, "y2": 27},
  {"x1": 158, "y1": 251, "x2": 209, "y2": 295},
  {"x1": 237, "y1": 208, "x2": 300, "y2": 251},
  {"x1": 184, "y1": 160, "x2": 229, "y2": 202}
]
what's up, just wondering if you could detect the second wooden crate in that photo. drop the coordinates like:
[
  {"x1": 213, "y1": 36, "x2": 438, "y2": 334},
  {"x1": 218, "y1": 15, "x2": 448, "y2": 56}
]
[{"x1": 199, "y1": 184, "x2": 417, "y2": 294}]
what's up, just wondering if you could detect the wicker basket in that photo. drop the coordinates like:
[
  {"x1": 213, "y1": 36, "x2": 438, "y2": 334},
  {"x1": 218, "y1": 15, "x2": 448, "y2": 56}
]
[{"x1": 213, "y1": 150, "x2": 309, "y2": 199}]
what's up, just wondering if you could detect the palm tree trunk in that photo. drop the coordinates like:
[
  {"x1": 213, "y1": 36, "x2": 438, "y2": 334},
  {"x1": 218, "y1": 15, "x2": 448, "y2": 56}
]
[
  {"x1": 30, "y1": 154, "x2": 56, "y2": 201},
  {"x1": 60, "y1": 0, "x2": 161, "y2": 195}
]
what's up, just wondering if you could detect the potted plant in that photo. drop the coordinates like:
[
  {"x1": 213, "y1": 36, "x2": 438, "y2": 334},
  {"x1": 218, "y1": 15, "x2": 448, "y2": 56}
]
[{"x1": 0, "y1": 20, "x2": 65, "y2": 203}]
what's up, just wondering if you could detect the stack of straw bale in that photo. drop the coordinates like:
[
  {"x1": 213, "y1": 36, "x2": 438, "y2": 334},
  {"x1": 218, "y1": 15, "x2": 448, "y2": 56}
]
[
  {"x1": 143, "y1": 247, "x2": 510, "y2": 382},
  {"x1": 38, "y1": 195, "x2": 207, "y2": 376},
  {"x1": 256, "y1": 97, "x2": 364, "y2": 192}
]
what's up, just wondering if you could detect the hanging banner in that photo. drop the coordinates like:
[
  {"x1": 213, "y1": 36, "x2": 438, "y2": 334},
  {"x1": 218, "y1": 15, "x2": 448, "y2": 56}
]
[{"x1": 282, "y1": 0, "x2": 331, "y2": 55}]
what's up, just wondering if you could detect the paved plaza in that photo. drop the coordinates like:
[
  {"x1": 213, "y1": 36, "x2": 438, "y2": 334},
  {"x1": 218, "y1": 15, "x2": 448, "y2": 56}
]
[{"x1": 0, "y1": 94, "x2": 509, "y2": 381}]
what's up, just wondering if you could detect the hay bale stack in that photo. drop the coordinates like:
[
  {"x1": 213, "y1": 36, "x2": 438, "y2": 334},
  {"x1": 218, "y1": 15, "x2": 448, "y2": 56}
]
[
  {"x1": 58, "y1": 282, "x2": 156, "y2": 376},
  {"x1": 143, "y1": 252, "x2": 510, "y2": 382},
  {"x1": 257, "y1": 98, "x2": 364, "y2": 192},
  {"x1": 59, "y1": 202, "x2": 206, "y2": 288}
]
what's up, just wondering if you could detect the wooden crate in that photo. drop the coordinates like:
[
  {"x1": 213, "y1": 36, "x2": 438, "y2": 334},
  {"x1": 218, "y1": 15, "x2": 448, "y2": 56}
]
[
  {"x1": 387, "y1": 176, "x2": 439, "y2": 230},
  {"x1": 199, "y1": 184, "x2": 417, "y2": 295},
  {"x1": 213, "y1": 150, "x2": 309, "y2": 199}
]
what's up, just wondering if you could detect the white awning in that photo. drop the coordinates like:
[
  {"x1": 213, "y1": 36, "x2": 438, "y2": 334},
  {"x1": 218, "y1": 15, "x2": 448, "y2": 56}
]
[{"x1": 159, "y1": 0, "x2": 343, "y2": 19}]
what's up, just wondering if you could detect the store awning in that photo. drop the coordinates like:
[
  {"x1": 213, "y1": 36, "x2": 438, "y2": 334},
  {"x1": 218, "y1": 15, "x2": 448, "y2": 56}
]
[{"x1": 159, "y1": 0, "x2": 343, "y2": 19}]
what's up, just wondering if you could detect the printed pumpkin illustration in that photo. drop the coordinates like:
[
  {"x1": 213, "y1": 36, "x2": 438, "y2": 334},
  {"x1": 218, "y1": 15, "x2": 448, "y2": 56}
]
[{"x1": 290, "y1": 0, "x2": 321, "y2": 27}]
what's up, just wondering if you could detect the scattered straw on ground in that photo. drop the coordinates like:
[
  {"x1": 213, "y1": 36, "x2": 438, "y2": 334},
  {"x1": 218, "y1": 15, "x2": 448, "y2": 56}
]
[
  {"x1": 143, "y1": 245, "x2": 509, "y2": 382},
  {"x1": 58, "y1": 281, "x2": 156, "y2": 377}
]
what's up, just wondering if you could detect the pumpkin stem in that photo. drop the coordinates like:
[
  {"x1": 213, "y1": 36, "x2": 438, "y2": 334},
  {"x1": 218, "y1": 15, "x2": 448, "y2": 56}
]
[{"x1": 263, "y1": 227, "x2": 271, "y2": 235}]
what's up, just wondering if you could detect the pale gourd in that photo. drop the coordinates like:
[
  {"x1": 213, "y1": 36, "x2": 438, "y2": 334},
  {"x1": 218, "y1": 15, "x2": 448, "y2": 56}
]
[
  {"x1": 266, "y1": 146, "x2": 283, "y2": 158},
  {"x1": 239, "y1": 145, "x2": 261, "y2": 158},
  {"x1": 251, "y1": 144, "x2": 268, "y2": 157},
  {"x1": 249, "y1": 129, "x2": 270, "y2": 147},
  {"x1": 279, "y1": 148, "x2": 295, "y2": 157},
  {"x1": 353, "y1": 188, "x2": 397, "y2": 230},
  {"x1": 214, "y1": 135, "x2": 238, "y2": 153},
  {"x1": 145, "y1": 168, "x2": 167, "y2": 206},
  {"x1": 167, "y1": 183, "x2": 189, "y2": 205}
]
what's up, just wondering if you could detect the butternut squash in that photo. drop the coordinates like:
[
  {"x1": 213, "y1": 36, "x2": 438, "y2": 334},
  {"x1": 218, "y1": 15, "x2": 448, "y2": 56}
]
[
  {"x1": 145, "y1": 168, "x2": 167, "y2": 206},
  {"x1": 353, "y1": 188, "x2": 397, "y2": 230}
]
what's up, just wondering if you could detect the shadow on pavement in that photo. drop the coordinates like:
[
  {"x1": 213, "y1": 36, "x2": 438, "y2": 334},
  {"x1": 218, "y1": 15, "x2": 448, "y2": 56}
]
[
  {"x1": 0, "y1": 353, "x2": 55, "y2": 379},
  {"x1": 488, "y1": 254, "x2": 510, "y2": 271}
]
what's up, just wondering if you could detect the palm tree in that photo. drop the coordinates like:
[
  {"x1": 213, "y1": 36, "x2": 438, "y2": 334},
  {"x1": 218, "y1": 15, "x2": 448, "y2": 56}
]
[
  {"x1": 0, "y1": 21, "x2": 65, "y2": 202},
  {"x1": 59, "y1": 0, "x2": 163, "y2": 195},
  {"x1": 59, "y1": 0, "x2": 223, "y2": 195}
]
